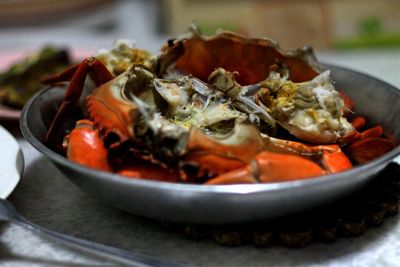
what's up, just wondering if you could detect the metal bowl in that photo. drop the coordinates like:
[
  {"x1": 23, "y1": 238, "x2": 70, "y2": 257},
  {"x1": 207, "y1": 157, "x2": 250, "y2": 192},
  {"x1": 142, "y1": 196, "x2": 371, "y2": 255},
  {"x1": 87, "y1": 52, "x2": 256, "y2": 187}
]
[{"x1": 20, "y1": 65, "x2": 400, "y2": 224}]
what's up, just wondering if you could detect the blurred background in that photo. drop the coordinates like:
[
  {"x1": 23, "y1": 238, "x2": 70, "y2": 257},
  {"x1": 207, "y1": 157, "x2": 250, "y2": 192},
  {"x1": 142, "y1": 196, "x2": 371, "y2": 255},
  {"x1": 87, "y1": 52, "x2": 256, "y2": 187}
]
[{"x1": 0, "y1": 0, "x2": 399, "y2": 83}]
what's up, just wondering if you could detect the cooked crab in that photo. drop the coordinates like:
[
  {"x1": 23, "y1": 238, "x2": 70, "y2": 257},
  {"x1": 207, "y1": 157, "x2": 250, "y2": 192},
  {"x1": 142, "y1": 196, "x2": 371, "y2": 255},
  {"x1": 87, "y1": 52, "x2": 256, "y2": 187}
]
[{"x1": 43, "y1": 28, "x2": 394, "y2": 184}]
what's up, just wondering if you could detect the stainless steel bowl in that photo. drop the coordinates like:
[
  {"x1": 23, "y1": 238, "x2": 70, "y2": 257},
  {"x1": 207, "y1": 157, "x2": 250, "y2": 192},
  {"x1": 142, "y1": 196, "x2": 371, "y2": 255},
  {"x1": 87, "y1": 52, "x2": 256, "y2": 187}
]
[{"x1": 20, "y1": 65, "x2": 400, "y2": 224}]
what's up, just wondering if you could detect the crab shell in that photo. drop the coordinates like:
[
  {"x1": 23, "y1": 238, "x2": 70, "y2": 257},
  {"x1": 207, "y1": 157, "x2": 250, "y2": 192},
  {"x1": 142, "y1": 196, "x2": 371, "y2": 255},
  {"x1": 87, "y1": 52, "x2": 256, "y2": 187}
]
[{"x1": 159, "y1": 28, "x2": 323, "y2": 84}]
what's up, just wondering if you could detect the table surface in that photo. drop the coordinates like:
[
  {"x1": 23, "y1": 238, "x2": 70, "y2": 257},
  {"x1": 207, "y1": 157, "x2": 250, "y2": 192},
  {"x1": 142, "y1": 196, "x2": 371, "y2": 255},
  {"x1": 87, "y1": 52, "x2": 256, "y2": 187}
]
[{"x1": 0, "y1": 50, "x2": 399, "y2": 267}]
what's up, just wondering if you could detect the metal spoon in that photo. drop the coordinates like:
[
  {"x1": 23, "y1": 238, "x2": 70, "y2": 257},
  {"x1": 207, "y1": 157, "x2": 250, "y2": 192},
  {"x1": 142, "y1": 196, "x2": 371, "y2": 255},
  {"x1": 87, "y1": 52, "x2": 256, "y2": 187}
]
[{"x1": 0, "y1": 198, "x2": 185, "y2": 267}]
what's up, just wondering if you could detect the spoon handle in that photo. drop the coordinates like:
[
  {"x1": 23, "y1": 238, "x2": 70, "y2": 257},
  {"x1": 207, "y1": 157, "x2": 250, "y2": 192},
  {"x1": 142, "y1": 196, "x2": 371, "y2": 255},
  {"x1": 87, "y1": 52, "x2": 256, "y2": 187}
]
[{"x1": 11, "y1": 213, "x2": 183, "y2": 267}]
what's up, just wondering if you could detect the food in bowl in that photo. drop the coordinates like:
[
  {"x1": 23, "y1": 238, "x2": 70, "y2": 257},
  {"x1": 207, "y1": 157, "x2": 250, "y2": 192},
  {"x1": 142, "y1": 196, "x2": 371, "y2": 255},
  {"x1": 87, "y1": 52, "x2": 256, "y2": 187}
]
[
  {"x1": 42, "y1": 26, "x2": 395, "y2": 184},
  {"x1": 0, "y1": 46, "x2": 71, "y2": 108}
]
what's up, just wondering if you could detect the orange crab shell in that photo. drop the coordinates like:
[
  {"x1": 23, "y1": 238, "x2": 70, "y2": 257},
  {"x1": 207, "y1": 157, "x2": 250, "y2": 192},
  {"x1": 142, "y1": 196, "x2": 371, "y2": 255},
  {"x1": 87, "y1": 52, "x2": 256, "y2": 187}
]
[{"x1": 160, "y1": 31, "x2": 323, "y2": 85}]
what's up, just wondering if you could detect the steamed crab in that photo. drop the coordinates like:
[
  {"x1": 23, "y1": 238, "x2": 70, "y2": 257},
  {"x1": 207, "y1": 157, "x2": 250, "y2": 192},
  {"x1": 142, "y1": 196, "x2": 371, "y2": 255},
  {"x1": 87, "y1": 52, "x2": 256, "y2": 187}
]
[{"x1": 44, "y1": 27, "x2": 394, "y2": 184}]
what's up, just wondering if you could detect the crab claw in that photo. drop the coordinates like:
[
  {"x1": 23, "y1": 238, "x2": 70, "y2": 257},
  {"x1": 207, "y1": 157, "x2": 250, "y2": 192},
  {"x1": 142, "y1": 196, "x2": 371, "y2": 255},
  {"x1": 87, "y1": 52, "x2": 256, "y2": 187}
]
[
  {"x1": 205, "y1": 142, "x2": 354, "y2": 185},
  {"x1": 205, "y1": 151, "x2": 325, "y2": 184},
  {"x1": 262, "y1": 136, "x2": 352, "y2": 173},
  {"x1": 65, "y1": 119, "x2": 179, "y2": 182},
  {"x1": 64, "y1": 119, "x2": 111, "y2": 172}
]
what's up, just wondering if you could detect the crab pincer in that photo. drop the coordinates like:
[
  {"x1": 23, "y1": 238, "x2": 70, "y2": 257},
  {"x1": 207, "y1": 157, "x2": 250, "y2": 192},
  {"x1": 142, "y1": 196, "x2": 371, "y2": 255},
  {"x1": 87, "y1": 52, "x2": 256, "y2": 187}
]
[
  {"x1": 43, "y1": 57, "x2": 114, "y2": 150},
  {"x1": 206, "y1": 143, "x2": 353, "y2": 185},
  {"x1": 205, "y1": 151, "x2": 325, "y2": 184}
]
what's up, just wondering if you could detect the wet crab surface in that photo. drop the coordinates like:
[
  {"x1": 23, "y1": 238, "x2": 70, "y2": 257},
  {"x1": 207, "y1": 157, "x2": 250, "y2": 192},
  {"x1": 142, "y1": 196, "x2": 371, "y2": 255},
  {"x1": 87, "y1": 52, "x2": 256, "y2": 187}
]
[{"x1": 41, "y1": 27, "x2": 396, "y2": 185}]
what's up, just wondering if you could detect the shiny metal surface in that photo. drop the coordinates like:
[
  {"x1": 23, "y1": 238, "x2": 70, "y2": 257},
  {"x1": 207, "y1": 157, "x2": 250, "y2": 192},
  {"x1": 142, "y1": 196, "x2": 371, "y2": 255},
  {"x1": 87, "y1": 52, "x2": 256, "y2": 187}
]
[{"x1": 20, "y1": 65, "x2": 400, "y2": 224}]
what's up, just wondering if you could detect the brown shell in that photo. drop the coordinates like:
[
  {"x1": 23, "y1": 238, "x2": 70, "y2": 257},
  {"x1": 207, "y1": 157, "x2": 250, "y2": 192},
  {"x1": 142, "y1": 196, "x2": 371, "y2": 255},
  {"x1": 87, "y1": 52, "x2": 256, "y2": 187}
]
[{"x1": 159, "y1": 30, "x2": 323, "y2": 85}]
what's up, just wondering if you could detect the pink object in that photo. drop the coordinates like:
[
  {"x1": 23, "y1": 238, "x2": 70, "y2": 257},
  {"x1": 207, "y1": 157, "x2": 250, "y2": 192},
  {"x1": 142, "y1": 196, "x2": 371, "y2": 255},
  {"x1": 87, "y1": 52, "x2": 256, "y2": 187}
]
[
  {"x1": 0, "y1": 50, "x2": 32, "y2": 72},
  {"x1": 0, "y1": 48, "x2": 96, "y2": 71},
  {"x1": 0, "y1": 105, "x2": 21, "y2": 120},
  {"x1": 0, "y1": 48, "x2": 96, "y2": 120}
]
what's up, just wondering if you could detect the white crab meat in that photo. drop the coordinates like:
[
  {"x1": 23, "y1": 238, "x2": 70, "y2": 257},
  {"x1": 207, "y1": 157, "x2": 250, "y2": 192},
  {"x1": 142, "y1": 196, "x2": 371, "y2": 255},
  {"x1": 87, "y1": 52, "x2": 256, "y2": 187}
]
[
  {"x1": 260, "y1": 70, "x2": 355, "y2": 144},
  {"x1": 96, "y1": 40, "x2": 157, "y2": 75},
  {"x1": 153, "y1": 76, "x2": 247, "y2": 131}
]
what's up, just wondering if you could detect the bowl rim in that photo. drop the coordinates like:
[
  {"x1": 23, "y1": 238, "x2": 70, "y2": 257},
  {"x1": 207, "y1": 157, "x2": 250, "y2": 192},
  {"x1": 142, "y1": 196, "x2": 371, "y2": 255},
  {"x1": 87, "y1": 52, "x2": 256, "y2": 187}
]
[{"x1": 19, "y1": 64, "x2": 400, "y2": 195}]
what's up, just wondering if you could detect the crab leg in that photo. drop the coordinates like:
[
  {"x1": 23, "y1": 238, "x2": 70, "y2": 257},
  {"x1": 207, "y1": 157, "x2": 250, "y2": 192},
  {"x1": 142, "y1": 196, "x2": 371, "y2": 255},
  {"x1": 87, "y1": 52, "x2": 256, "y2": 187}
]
[
  {"x1": 345, "y1": 125, "x2": 394, "y2": 164},
  {"x1": 338, "y1": 91, "x2": 393, "y2": 164},
  {"x1": 206, "y1": 151, "x2": 325, "y2": 184},
  {"x1": 45, "y1": 57, "x2": 114, "y2": 149},
  {"x1": 360, "y1": 125, "x2": 383, "y2": 139},
  {"x1": 345, "y1": 137, "x2": 394, "y2": 164},
  {"x1": 43, "y1": 58, "x2": 113, "y2": 86},
  {"x1": 42, "y1": 64, "x2": 80, "y2": 84},
  {"x1": 350, "y1": 116, "x2": 366, "y2": 130},
  {"x1": 337, "y1": 93, "x2": 391, "y2": 161}
]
